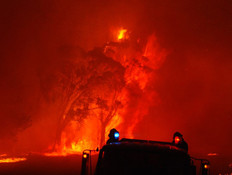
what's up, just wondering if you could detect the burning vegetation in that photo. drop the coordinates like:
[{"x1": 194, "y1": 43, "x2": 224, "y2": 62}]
[
  {"x1": 0, "y1": 2, "x2": 231, "y2": 174},
  {"x1": 0, "y1": 154, "x2": 26, "y2": 163},
  {"x1": 41, "y1": 28, "x2": 167, "y2": 156},
  {"x1": 0, "y1": 28, "x2": 166, "y2": 162}
]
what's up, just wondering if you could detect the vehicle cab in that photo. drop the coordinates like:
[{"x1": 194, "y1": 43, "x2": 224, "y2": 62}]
[{"x1": 81, "y1": 129, "x2": 210, "y2": 175}]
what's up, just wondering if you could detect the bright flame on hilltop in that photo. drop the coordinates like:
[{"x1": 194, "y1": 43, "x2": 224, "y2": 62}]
[{"x1": 118, "y1": 29, "x2": 128, "y2": 40}]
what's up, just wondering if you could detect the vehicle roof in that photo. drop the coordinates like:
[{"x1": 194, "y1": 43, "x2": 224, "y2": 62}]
[
  {"x1": 96, "y1": 138, "x2": 192, "y2": 175},
  {"x1": 102, "y1": 138, "x2": 187, "y2": 154}
]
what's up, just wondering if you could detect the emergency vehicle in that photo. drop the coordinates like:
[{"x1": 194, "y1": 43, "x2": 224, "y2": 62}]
[{"x1": 81, "y1": 129, "x2": 210, "y2": 175}]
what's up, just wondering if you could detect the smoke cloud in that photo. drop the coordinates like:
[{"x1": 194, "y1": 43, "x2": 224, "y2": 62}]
[{"x1": 0, "y1": 1, "x2": 231, "y2": 166}]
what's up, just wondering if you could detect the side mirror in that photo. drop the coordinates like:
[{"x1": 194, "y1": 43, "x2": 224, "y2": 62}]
[{"x1": 81, "y1": 148, "x2": 100, "y2": 175}]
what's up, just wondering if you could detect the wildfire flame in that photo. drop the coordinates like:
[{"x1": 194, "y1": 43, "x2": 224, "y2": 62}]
[
  {"x1": 117, "y1": 29, "x2": 128, "y2": 40},
  {"x1": 0, "y1": 154, "x2": 26, "y2": 163},
  {"x1": 44, "y1": 28, "x2": 166, "y2": 156}
]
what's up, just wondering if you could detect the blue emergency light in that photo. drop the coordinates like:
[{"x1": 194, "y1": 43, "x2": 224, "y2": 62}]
[
  {"x1": 107, "y1": 128, "x2": 120, "y2": 144},
  {"x1": 114, "y1": 132, "x2": 120, "y2": 139}
]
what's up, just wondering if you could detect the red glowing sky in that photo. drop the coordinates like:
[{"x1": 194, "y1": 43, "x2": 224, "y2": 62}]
[{"x1": 0, "y1": 0, "x2": 231, "y2": 164}]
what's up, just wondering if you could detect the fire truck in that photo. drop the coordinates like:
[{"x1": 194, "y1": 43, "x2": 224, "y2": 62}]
[{"x1": 81, "y1": 129, "x2": 210, "y2": 175}]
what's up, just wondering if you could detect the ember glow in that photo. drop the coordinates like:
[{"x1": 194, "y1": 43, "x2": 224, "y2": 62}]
[
  {"x1": 207, "y1": 153, "x2": 219, "y2": 156},
  {"x1": 0, "y1": 154, "x2": 26, "y2": 163}
]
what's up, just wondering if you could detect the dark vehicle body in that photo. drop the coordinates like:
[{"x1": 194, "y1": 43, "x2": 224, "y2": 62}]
[
  {"x1": 82, "y1": 137, "x2": 209, "y2": 175},
  {"x1": 94, "y1": 139, "x2": 196, "y2": 175}
]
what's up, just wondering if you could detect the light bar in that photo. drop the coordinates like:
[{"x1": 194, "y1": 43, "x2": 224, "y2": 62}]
[
  {"x1": 114, "y1": 132, "x2": 119, "y2": 139},
  {"x1": 107, "y1": 128, "x2": 120, "y2": 144},
  {"x1": 174, "y1": 136, "x2": 181, "y2": 144}
]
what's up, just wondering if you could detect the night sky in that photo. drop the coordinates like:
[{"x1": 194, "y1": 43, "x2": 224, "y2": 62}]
[{"x1": 0, "y1": 0, "x2": 231, "y2": 173}]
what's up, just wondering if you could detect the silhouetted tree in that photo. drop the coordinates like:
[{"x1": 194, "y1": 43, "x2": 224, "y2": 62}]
[{"x1": 53, "y1": 47, "x2": 125, "y2": 147}]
